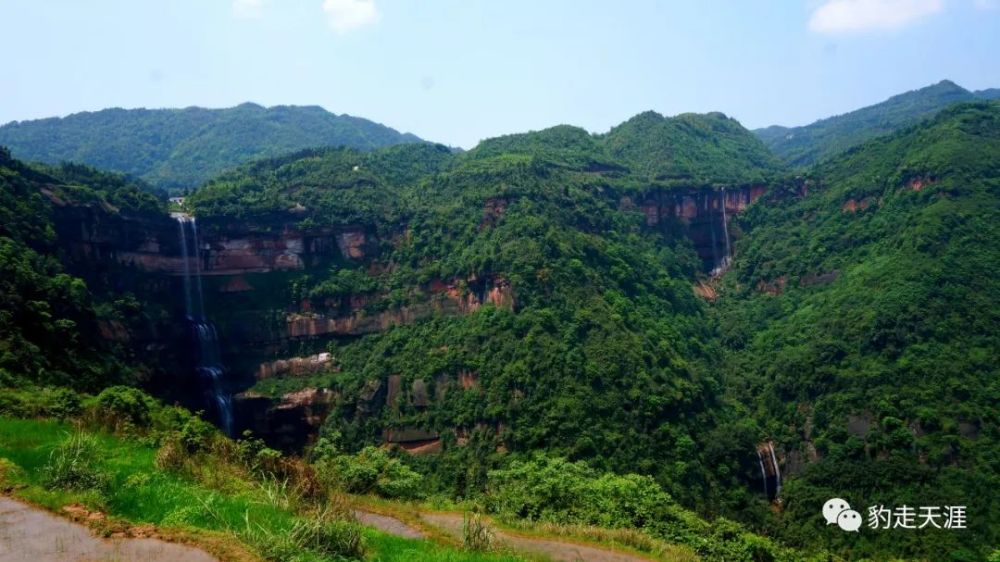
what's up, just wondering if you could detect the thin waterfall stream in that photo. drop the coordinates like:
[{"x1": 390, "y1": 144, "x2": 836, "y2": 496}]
[
  {"x1": 768, "y1": 441, "x2": 782, "y2": 497},
  {"x1": 755, "y1": 448, "x2": 770, "y2": 499},
  {"x1": 720, "y1": 190, "x2": 731, "y2": 271},
  {"x1": 710, "y1": 189, "x2": 733, "y2": 277},
  {"x1": 174, "y1": 214, "x2": 233, "y2": 436}
]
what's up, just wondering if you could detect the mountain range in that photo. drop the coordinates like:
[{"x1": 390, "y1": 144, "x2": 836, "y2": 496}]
[
  {"x1": 1, "y1": 82, "x2": 998, "y2": 561},
  {"x1": 0, "y1": 103, "x2": 424, "y2": 192},
  {"x1": 755, "y1": 79, "x2": 1000, "y2": 167}
]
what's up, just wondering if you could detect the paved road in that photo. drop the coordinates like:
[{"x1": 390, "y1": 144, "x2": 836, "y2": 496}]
[
  {"x1": 0, "y1": 498, "x2": 216, "y2": 562},
  {"x1": 419, "y1": 512, "x2": 654, "y2": 562},
  {"x1": 353, "y1": 509, "x2": 427, "y2": 539}
]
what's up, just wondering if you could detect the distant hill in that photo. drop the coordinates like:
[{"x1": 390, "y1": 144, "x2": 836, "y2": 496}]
[
  {"x1": 755, "y1": 80, "x2": 996, "y2": 167},
  {"x1": 468, "y1": 110, "x2": 784, "y2": 187},
  {"x1": 603, "y1": 110, "x2": 784, "y2": 185},
  {"x1": 0, "y1": 103, "x2": 424, "y2": 191},
  {"x1": 976, "y1": 87, "x2": 1000, "y2": 100}
]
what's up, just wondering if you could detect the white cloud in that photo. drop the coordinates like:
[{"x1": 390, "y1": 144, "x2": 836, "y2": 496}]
[
  {"x1": 233, "y1": 0, "x2": 264, "y2": 19},
  {"x1": 808, "y1": 0, "x2": 944, "y2": 33},
  {"x1": 322, "y1": 0, "x2": 380, "y2": 34}
]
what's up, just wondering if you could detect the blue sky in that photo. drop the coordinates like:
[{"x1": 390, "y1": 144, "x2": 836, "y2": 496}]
[{"x1": 2, "y1": 0, "x2": 998, "y2": 147}]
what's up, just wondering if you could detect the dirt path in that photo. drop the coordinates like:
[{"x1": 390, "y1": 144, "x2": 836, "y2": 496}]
[
  {"x1": 0, "y1": 497, "x2": 217, "y2": 562},
  {"x1": 353, "y1": 510, "x2": 426, "y2": 539},
  {"x1": 420, "y1": 512, "x2": 653, "y2": 562}
]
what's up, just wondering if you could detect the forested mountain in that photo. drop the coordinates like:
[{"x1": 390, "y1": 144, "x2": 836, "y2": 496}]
[
  {"x1": 2, "y1": 100, "x2": 999, "y2": 560},
  {"x1": 0, "y1": 103, "x2": 424, "y2": 191},
  {"x1": 603, "y1": 111, "x2": 783, "y2": 186},
  {"x1": 975, "y1": 87, "x2": 1000, "y2": 100},
  {"x1": 723, "y1": 101, "x2": 1000, "y2": 558},
  {"x1": 0, "y1": 148, "x2": 164, "y2": 390},
  {"x1": 755, "y1": 80, "x2": 997, "y2": 167}
]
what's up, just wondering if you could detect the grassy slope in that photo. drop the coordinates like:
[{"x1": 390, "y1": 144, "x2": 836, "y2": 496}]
[{"x1": 0, "y1": 417, "x2": 525, "y2": 562}]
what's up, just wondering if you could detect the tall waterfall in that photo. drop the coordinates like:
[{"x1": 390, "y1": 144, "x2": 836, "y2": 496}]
[
  {"x1": 711, "y1": 189, "x2": 733, "y2": 277},
  {"x1": 174, "y1": 214, "x2": 233, "y2": 436},
  {"x1": 720, "y1": 190, "x2": 732, "y2": 268}
]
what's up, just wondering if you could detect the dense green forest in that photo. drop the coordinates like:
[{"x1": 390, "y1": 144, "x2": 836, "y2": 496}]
[
  {"x1": 724, "y1": 102, "x2": 1000, "y2": 558},
  {"x1": 755, "y1": 79, "x2": 1000, "y2": 167},
  {"x1": 2, "y1": 95, "x2": 999, "y2": 560},
  {"x1": 0, "y1": 103, "x2": 425, "y2": 192},
  {"x1": 188, "y1": 103, "x2": 999, "y2": 558},
  {"x1": 188, "y1": 119, "x2": 740, "y2": 499},
  {"x1": 0, "y1": 147, "x2": 164, "y2": 391}
]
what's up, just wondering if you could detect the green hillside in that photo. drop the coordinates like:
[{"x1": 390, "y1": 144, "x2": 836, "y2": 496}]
[
  {"x1": 721, "y1": 101, "x2": 1000, "y2": 558},
  {"x1": 0, "y1": 104, "x2": 424, "y2": 192},
  {"x1": 755, "y1": 80, "x2": 995, "y2": 167},
  {"x1": 183, "y1": 104, "x2": 1000, "y2": 559},
  {"x1": 3, "y1": 100, "x2": 999, "y2": 560},
  {"x1": 604, "y1": 111, "x2": 783, "y2": 186},
  {"x1": 0, "y1": 148, "x2": 164, "y2": 391},
  {"x1": 187, "y1": 116, "x2": 726, "y2": 483}
]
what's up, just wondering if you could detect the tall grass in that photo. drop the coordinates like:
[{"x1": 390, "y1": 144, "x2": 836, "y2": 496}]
[
  {"x1": 463, "y1": 511, "x2": 496, "y2": 552},
  {"x1": 41, "y1": 432, "x2": 110, "y2": 492},
  {"x1": 0, "y1": 417, "x2": 529, "y2": 562}
]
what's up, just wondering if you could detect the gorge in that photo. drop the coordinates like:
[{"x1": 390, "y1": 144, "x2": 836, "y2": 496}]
[
  {"x1": 4, "y1": 97, "x2": 999, "y2": 561},
  {"x1": 53, "y1": 181, "x2": 762, "y2": 450}
]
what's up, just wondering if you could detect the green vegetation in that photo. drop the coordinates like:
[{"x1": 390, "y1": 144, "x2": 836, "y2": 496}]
[
  {"x1": 604, "y1": 111, "x2": 783, "y2": 186},
  {"x1": 755, "y1": 79, "x2": 997, "y2": 167},
  {"x1": 0, "y1": 388, "x2": 531, "y2": 562},
  {"x1": 485, "y1": 454, "x2": 804, "y2": 561},
  {"x1": 3, "y1": 95, "x2": 1000, "y2": 561},
  {"x1": 720, "y1": 101, "x2": 1000, "y2": 559},
  {"x1": 0, "y1": 147, "x2": 163, "y2": 391},
  {"x1": 0, "y1": 103, "x2": 426, "y2": 191},
  {"x1": 191, "y1": 129, "x2": 732, "y2": 503},
  {"x1": 312, "y1": 439, "x2": 425, "y2": 500}
]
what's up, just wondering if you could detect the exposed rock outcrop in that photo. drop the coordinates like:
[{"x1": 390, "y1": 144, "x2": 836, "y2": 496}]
[
  {"x1": 256, "y1": 352, "x2": 335, "y2": 380},
  {"x1": 235, "y1": 387, "x2": 337, "y2": 451},
  {"x1": 842, "y1": 198, "x2": 873, "y2": 213},
  {"x1": 52, "y1": 203, "x2": 372, "y2": 276},
  {"x1": 285, "y1": 277, "x2": 514, "y2": 339},
  {"x1": 757, "y1": 276, "x2": 787, "y2": 295},
  {"x1": 336, "y1": 229, "x2": 368, "y2": 259},
  {"x1": 383, "y1": 427, "x2": 442, "y2": 454},
  {"x1": 635, "y1": 185, "x2": 767, "y2": 270}
]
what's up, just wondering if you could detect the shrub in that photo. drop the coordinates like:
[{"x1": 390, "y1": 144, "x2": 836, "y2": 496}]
[
  {"x1": 235, "y1": 431, "x2": 283, "y2": 475},
  {"x1": 42, "y1": 432, "x2": 110, "y2": 492},
  {"x1": 91, "y1": 385, "x2": 155, "y2": 429},
  {"x1": 0, "y1": 386, "x2": 82, "y2": 419},
  {"x1": 320, "y1": 446, "x2": 423, "y2": 499},
  {"x1": 179, "y1": 416, "x2": 216, "y2": 452},
  {"x1": 0, "y1": 457, "x2": 25, "y2": 488},
  {"x1": 486, "y1": 453, "x2": 673, "y2": 528},
  {"x1": 155, "y1": 436, "x2": 188, "y2": 473}
]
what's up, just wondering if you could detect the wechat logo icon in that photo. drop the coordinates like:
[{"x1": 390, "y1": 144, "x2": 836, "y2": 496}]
[{"x1": 823, "y1": 498, "x2": 862, "y2": 532}]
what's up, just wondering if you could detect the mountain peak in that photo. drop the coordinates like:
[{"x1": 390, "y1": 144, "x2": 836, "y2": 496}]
[{"x1": 755, "y1": 80, "x2": 983, "y2": 167}]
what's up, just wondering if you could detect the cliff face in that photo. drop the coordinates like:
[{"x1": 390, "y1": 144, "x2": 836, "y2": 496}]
[
  {"x1": 631, "y1": 185, "x2": 767, "y2": 270},
  {"x1": 285, "y1": 276, "x2": 514, "y2": 338},
  {"x1": 47, "y1": 202, "x2": 519, "y2": 443},
  {"x1": 53, "y1": 206, "x2": 369, "y2": 276},
  {"x1": 50, "y1": 183, "x2": 767, "y2": 449}
]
